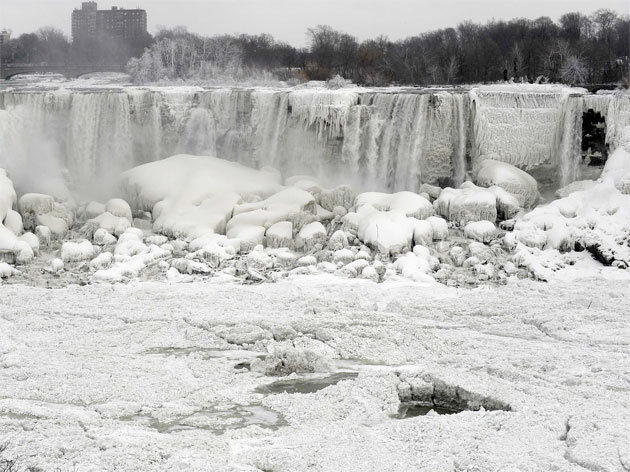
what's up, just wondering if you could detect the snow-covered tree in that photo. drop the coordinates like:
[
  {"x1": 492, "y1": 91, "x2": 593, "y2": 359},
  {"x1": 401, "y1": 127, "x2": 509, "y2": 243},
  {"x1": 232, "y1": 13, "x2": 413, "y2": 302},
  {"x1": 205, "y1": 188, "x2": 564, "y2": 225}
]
[{"x1": 560, "y1": 55, "x2": 588, "y2": 85}]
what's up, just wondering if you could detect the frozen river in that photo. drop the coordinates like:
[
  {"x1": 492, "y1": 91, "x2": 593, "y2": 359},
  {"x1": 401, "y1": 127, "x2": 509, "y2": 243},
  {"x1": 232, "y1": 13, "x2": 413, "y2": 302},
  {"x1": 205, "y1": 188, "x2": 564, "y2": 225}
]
[{"x1": 1, "y1": 270, "x2": 629, "y2": 471}]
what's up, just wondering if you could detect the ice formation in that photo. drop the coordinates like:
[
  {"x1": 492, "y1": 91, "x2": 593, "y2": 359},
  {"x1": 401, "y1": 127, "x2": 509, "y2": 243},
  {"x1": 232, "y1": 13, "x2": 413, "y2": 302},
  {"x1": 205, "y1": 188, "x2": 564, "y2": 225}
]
[
  {"x1": 0, "y1": 83, "x2": 629, "y2": 286},
  {"x1": 0, "y1": 169, "x2": 18, "y2": 252},
  {"x1": 120, "y1": 154, "x2": 282, "y2": 239},
  {"x1": 475, "y1": 159, "x2": 539, "y2": 207},
  {"x1": 4, "y1": 84, "x2": 624, "y2": 199}
]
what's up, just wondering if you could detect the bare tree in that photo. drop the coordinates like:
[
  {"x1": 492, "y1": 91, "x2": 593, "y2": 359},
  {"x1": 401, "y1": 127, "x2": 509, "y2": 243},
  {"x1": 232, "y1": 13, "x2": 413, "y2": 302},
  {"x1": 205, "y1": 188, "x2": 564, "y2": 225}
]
[{"x1": 560, "y1": 55, "x2": 588, "y2": 84}]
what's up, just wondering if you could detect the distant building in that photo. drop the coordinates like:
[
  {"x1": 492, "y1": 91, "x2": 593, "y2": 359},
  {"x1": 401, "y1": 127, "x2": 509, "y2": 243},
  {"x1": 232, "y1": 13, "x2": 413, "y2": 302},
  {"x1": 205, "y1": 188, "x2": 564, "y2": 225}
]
[
  {"x1": 0, "y1": 30, "x2": 10, "y2": 62},
  {"x1": 72, "y1": 2, "x2": 148, "y2": 55}
]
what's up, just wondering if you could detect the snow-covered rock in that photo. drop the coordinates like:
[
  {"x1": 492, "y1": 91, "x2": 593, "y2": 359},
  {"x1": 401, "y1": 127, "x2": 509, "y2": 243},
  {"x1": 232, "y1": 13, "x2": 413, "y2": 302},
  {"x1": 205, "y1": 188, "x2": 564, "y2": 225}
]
[
  {"x1": 265, "y1": 221, "x2": 294, "y2": 249},
  {"x1": 295, "y1": 222, "x2": 327, "y2": 251},
  {"x1": 18, "y1": 232, "x2": 39, "y2": 255},
  {"x1": 61, "y1": 240, "x2": 95, "y2": 262},
  {"x1": 90, "y1": 251, "x2": 113, "y2": 270},
  {"x1": 0, "y1": 169, "x2": 18, "y2": 251},
  {"x1": 426, "y1": 216, "x2": 449, "y2": 240},
  {"x1": 93, "y1": 228, "x2": 117, "y2": 246},
  {"x1": 434, "y1": 183, "x2": 497, "y2": 225},
  {"x1": 355, "y1": 191, "x2": 434, "y2": 219},
  {"x1": 14, "y1": 240, "x2": 34, "y2": 264},
  {"x1": 35, "y1": 226, "x2": 51, "y2": 246},
  {"x1": 0, "y1": 262, "x2": 19, "y2": 278},
  {"x1": 4, "y1": 210, "x2": 23, "y2": 235},
  {"x1": 394, "y1": 245, "x2": 438, "y2": 282},
  {"x1": 105, "y1": 198, "x2": 133, "y2": 223},
  {"x1": 464, "y1": 220, "x2": 498, "y2": 243},
  {"x1": 476, "y1": 159, "x2": 539, "y2": 207},
  {"x1": 120, "y1": 154, "x2": 282, "y2": 239},
  {"x1": 17, "y1": 193, "x2": 54, "y2": 230}
]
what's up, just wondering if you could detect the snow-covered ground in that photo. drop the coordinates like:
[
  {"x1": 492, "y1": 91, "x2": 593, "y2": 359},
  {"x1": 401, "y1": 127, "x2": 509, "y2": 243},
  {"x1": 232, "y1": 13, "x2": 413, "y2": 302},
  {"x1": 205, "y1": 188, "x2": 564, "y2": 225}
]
[{"x1": 0, "y1": 273, "x2": 629, "y2": 471}]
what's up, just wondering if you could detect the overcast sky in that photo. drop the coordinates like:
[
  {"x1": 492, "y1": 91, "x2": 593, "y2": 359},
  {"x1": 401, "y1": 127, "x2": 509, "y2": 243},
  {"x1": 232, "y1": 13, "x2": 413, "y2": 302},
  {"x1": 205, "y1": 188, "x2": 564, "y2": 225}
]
[{"x1": 1, "y1": 0, "x2": 628, "y2": 47}]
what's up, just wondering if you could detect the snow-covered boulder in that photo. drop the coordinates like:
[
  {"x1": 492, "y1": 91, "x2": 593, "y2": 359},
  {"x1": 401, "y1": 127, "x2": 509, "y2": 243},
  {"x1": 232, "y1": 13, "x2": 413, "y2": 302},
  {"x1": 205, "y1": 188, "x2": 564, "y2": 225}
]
[
  {"x1": 247, "y1": 246, "x2": 273, "y2": 271},
  {"x1": 18, "y1": 232, "x2": 39, "y2": 255},
  {"x1": 426, "y1": 216, "x2": 449, "y2": 241},
  {"x1": 36, "y1": 213, "x2": 69, "y2": 240},
  {"x1": 105, "y1": 198, "x2": 133, "y2": 223},
  {"x1": 18, "y1": 193, "x2": 54, "y2": 230},
  {"x1": 1, "y1": 169, "x2": 18, "y2": 251},
  {"x1": 49, "y1": 258, "x2": 64, "y2": 273},
  {"x1": 228, "y1": 225, "x2": 265, "y2": 253},
  {"x1": 476, "y1": 159, "x2": 539, "y2": 207},
  {"x1": 489, "y1": 186, "x2": 521, "y2": 220},
  {"x1": 14, "y1": 240, "x2": 34, "y2": 264},
  {"x1": 61, "y1": 240, "x2": 95, "y2": 262},
  {"x1": 84, "y1": 201, "x2": 106, "y2": 220},
  {"x1": 434, "y1": 183, "x2": 497, "y2": 225},
  {"x1": 4, "y1": 210, "x2": 23, "y2": 235},
  {"x1": 356, "y1": 205, "x2": 413, "y2": 255},
  {"x1": 297, "y1": 255, "x2": 317, "y2": 267},
  {"x1": 409, "y1": 219, "x2": 433, "y2": 246},
  {"x1": 0, "y1": 262, "x2": 19, "y2": 278},
  {"x1": 90, "y1": 251, "x2": 113, "y2": 270},
  {"x1": 120, "y1": 155, "x2": 283, "y2": 239},
  {"x1": 295, "y1": 222, "x2": 327, "y2": 251},
  {"x1": 355, "y1": 191, "x2": 434, "y2": 219},
  {"x1": 81, "y1": 212, "x2": 130, "y2": 239},
  {"x1": 93, "y1": 228, "x2": 117, "y2": 246},
  {"x1": 360, "y1": 265, "x2": 379, "y2": 282},
  {"x1": 229, "y1": 187, "x2": 317, "y2": 239},
  {"x1": 328, "y1": 230, "x2": 349, "y2": 251},
  {"x1": 318, "y1": 185, "x2": 354, "y2": 211},
  {"x1": 332, "y1": 248, "x2": 353, "y2": 264},
  {"x1": 35, "y1": 226, "x2": 51, "y2": 246},
  {"x1": 393, "y1": 245, "x2": 438, "y2": 282},
  {"x1": 419, "y1": 183, "x2": 442, "y2": 201},
  {"x1": 464, "y1": 220, "x2": 497, "y2": 243},
  {"x1": 266, "y1": 221, "x2": 294, "y2": 249}
]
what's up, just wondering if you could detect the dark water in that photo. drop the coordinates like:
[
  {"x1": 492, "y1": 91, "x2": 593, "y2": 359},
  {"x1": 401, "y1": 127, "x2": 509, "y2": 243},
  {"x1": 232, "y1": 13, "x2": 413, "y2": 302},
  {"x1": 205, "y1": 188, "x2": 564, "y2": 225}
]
[
  {"x1": 256, "y1": 372, "x2": 359, "y2": 394},
  {"x1": 395, "y1": 401, "x2": 461, "y2": 418}
]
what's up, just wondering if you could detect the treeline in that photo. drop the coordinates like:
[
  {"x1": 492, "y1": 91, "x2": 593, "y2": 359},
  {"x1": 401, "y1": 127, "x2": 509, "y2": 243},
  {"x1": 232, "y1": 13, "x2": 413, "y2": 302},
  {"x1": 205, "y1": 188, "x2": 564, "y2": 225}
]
[
  {"x1": 127, "y1": 9, "x2": 629, "y2": 85},
  {"x1": 1, "y1": 27, "x2": 150, "y2": 65},
  {"x1": 2, "y1": 8, "x2": 628, "y2": 86}
]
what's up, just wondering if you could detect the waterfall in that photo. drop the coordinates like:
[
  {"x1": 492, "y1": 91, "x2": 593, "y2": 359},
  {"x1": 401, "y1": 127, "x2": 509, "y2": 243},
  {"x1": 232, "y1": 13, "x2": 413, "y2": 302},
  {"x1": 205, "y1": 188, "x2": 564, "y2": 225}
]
[{"x1": 1, "y1": 85, "x2": 616, "y2": 199}]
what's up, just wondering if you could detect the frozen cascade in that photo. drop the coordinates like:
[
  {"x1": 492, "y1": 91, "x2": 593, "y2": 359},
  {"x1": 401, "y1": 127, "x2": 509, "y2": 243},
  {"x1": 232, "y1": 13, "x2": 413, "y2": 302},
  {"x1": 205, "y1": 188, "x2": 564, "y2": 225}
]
[
  {"x1": 582, "y1": 92, "x2": 630, "y2": 152},
  {"x1": 66, "y1": 92, "x2": 134, "y2": 188},
  {"x1": 1, "y1": 85, "x2": 621, "y2": 199},
  {"x1": 554, "y1": 93, "x2": 582, "y2": 186}
]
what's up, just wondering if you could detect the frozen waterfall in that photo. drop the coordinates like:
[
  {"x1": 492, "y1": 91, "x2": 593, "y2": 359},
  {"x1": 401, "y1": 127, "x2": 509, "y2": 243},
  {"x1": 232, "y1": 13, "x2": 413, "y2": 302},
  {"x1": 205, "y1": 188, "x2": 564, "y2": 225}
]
[{"x1": 1, "y1": 85, "x2": 628, "y2": 198}]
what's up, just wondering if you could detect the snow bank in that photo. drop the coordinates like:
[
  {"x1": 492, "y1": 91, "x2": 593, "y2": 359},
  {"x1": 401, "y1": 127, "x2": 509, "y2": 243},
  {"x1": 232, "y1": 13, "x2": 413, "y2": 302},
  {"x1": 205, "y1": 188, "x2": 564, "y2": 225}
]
[{"x1": 511, "y1": 127, "x2": 630, "y2": 275}]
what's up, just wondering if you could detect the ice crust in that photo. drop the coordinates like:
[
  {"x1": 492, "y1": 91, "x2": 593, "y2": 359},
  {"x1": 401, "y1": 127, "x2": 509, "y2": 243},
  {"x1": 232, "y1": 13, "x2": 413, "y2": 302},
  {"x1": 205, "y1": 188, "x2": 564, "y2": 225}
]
[{"x1": 1, "y1": 275, "x2": 628, "y2": 470}]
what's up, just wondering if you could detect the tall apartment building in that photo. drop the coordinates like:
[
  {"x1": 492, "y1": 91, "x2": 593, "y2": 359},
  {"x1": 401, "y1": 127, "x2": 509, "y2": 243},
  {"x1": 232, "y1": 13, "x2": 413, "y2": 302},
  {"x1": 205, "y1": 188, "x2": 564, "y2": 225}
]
[
  {"x1": 72, "y1": 2, "x2": 147, "y2": 45},
  {"x1": 0, "y1": 30, "x2": 10, "y2": 62}
]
